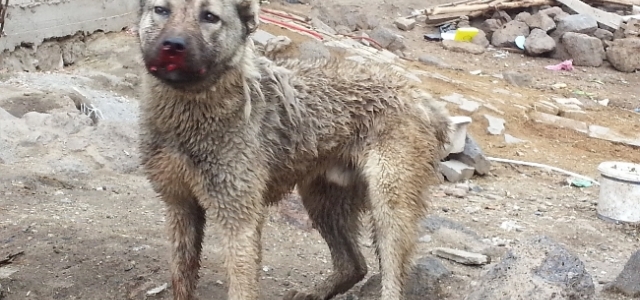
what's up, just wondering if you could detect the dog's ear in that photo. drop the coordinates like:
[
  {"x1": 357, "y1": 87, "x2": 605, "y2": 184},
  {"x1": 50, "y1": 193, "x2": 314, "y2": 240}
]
[{"x1": 237, "y1": 0, "x2": 260, "y2": 35}]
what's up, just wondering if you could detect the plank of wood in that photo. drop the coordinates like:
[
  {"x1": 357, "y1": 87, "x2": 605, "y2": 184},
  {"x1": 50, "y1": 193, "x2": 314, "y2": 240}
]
[
  {"x1": 556, "y1": 0, "x2": 624, "y2": 30},
  {"x1": 429, "y1": 0, "x2": 552, "y2": 15}
]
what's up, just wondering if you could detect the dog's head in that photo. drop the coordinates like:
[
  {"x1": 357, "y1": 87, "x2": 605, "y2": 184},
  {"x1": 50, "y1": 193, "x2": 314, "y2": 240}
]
[{"x1": 138, "y1": 0, "x2": 259, "y2": 89}]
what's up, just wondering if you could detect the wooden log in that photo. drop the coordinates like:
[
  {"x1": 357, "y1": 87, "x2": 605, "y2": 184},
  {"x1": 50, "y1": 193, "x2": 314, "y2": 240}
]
[{"x1": 428, "y1": 0, "x2": 553, "y2": 15}]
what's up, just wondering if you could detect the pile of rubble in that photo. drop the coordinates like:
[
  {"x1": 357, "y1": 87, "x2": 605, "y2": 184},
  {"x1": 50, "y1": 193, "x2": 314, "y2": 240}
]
[{"x1": 406, "y1": 0, "x2": 640, "y2": 72}]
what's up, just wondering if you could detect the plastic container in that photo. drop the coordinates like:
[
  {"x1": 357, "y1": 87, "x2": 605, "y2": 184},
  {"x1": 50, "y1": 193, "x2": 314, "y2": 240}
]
[
  {"x1": 596, "y1": 161, "x2": 640, "y2": 224},
  {"x1": 453, "y1": 27, "x2": 479, "y2": 42}
]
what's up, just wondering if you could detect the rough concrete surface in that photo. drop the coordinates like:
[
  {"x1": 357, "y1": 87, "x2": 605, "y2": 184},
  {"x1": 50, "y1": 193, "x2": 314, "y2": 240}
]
[{"x1": 0, "y1": 0, "x2": 138, "y2": 52}]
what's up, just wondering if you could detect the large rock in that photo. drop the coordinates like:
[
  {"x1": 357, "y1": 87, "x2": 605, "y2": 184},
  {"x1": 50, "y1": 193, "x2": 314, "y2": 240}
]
[
  {"x1": 593, "y1": 28, "x2": 614, "y2": 41},
  {"x1": 606, "y1": 38, "x2": 640, "y2": 72},
  {"x1": 540, "y1": 6, "x2": 570, "y2": 21},
  {"x1": 309, "y1": 4, "x2": 378, "y2": 32},
  {"x1": 604, "y1": 250, "x2": 640, "y2": 297},
  {"x1": 561, "y1": 32, "x2": 605, "y2": 67},
  {"x1": 479, "y1": 19, "x2": 502, "y2": 40},
  {"x1": 491, "y1": 20, "x2": 530, "y2": 47},
  {"x1": 369, "y1": 27, "x2": 406, "y2": 51},
  {"x1": 471, "y1": 29, "x2": 490, "y2": 48},
  {"x1": 525, "y1": 12, "x2": 556, "y2": 32},
  {"x1": 525, "y1": 28, "x2": 556, "y2": 55},
  {"x1": 448, "y1": 135, "x2": 491, "y2": 175},
  {"x1": 441, "y1": 40, "x2": 485, "y2": 55},
  {"x1": 555, "y1": 14, "x2": 598, "y2": 37},
  {"x1": 467, "y1": 236, "x2": 595, "y2": 300},
  {"x1": 359, "y1": 256, "x2": 454, "y2": 299}
]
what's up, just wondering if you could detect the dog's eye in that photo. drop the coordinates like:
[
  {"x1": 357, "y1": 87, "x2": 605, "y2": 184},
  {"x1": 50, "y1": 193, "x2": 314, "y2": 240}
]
[
  {"x1": 153, "y1": 6, "x2": 170, "y2": 16},
  {"x1": 202, "y1": 11, "x2": 220, "y2": 24}
]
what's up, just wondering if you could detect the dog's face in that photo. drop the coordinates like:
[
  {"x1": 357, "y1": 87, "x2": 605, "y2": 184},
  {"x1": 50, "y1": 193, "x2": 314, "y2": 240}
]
[{"x1": 138, "y1": 0, "x2": 259, "y2": 88}]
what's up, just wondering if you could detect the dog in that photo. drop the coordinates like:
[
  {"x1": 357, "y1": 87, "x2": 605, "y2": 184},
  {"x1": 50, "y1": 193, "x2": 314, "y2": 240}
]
[{"x1": 136, "y1": 0, "x2": 452, "y2": 299}]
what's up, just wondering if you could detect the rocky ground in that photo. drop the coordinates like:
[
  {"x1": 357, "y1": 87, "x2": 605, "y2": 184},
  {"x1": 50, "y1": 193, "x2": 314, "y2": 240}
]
[{"x1": 1, "y1": 0, "x2": 640, "y2": 299}]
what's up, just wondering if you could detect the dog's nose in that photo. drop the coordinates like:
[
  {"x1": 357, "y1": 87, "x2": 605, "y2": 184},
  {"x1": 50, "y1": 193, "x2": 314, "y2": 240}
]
[{"x1": 161, "y1": 37, "x2": 186, "y2": 52}]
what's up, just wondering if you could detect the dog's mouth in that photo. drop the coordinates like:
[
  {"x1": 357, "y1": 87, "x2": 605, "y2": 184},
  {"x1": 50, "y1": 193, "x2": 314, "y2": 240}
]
[{"x1": 146, "y1": 46, "x2": 207, "y2": 84}]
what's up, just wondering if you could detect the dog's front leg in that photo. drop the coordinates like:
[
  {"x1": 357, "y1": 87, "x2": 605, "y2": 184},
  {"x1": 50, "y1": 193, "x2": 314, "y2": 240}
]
[{"x1": 219, "y1": 200, "x2": 266, "y2": 300}]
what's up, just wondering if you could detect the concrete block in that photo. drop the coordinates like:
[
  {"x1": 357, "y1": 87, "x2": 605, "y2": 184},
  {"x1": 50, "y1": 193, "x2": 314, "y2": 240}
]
[
  {"x1": 449, "y1": 135, "x2": 491, "y2": 175},
  {"x1": 447, "y1": 116, "x2": 472, "y2": 154},
  {"x1": 432, "y1": 247, "x2": 490, "y2": 265},
  {"x1": 394, "y1": 17, "x2": 417, "y2": 31},
  {"x1": 484, "y1": 114, "x2": 505, "y2": 135},
  {"x1": 1, "y1": 0, "x2": 138, "y2": 52},
  {"x1": 588, "y1": 125, "x2": 640, "y2": 147},
  {"x1": 440, "y1": 160, "x2": 475, "y2": 182},
  {"x1": 530, "y1": 111, "x2": 588, "y2": 133}
]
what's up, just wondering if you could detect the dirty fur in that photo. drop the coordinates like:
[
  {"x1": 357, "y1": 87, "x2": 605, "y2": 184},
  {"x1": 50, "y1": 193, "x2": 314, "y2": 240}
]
[{"x1": 137, "y1": 0, "x2": 452, "y2": 299}]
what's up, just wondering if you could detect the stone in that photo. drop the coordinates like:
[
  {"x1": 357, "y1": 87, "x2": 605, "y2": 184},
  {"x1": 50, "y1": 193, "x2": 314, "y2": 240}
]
[
  {"x1": 458, "y1": 100, "x2": 480, "y2": 113},
  {"x1": 369, "y1": 27, "x2": 406, "y2": 51},
  {"x1": 555, "y1": 14, "x2": 598, "y2": 36},
  {"x1": 525, "y1": 12, "x2": 556, "y2": 32},
  {"x1": 418, "y1": 54, "x2": 452, "y2": 69},
  {"x1": 467, "y1": 236, "x2": 595, "y2": 300},
  {"x1": 540, "y1": 6, "x2": 570, "y2": 21},
  {"x1": 447, "y1": 116, "x2": 472, "y2": 154},
  {"x1": 439, "y1": 160, "x2": 475, "y2": 182},
  {"x1": 534, "y1": 101, "x2": 560, "y2": 115},
  {"x1": 394, "y1": 17, "x2": 416, "y2": 31},
  {"x1": 504, "y1": 134, "x2": 527, "y2": 144},
  {"x1": 514, "y1": 12, "x2": 531, "y2": 22},
  {"x1": 444, "y1": 187, "x2": 467, "y2": 198},
  {"x1": 491, "y1": 21, "x2": 530, "y2": 47},
  {"x1": 525, "y1": 28, "x2": 556, "y2": 55},
  {"x1": 421, "y1": 215, "x2": 480, "y2": 237},
  {"x1": 530, "y1": 111, "x2": 588, "y2": 133},
  {"x1": 448, "y1": 135, "x2": 491, "y2": 175},
  {"x1": 310, "y1": 4, "x2": 378, "y2": 32},
  {"x1": 309, "y1": 18, "x2": 337, "y2": 35},
  {"x1": 560, "y1": 110, "x2": 591, "y2": 122},
  {"x1": 34, "y1": 42, "x2": 64, "y2": 71},
  {"x1": 484, "y1": 114, "x2": 505, "y2": 135},
  {"x1": 554, "y1": 97, "x2": 583, "y2": 106},
  {"x1": 604, "y1": 250, "x2": 640, "y2": 297},
  {"x1": 441, "y1": 40, "x2": 485, "y2": 55},
  {"x1": 624, "y1": 19, "x2": 640, "y2": 38},
  {"x1": 359, "y1": 256, "x2": 453, "y2": 299},
  {"x1": 432, "y1": 247, "x2": 490, "y2": 265},
  {"x1": 60, "y1": 37, "x2": 86, "y2": 66},
  {"x1": 562, "y1": 32, "x2": 605, "y2": 67},
  {"x1": 503, "y1": 71, "x2": 533, "y2": 87},
  {"x1": 606, "y1": 38, "x2": 640, "y2": 73},
  {"x1": 479, "y1": 19, "x2": 502, "y2": 39},
  {"x1": 334, "y1": 25, "x2": 351, "y2": 35},
  {"x1": 471, "y1": 29, "x2": 490, "y2": 48},
  {"x1": 593, "y1": 28, "x2": 613, "y2": 41},
  {"x1": 588, "y1": 125, "x2": 640, "y2": 147}
]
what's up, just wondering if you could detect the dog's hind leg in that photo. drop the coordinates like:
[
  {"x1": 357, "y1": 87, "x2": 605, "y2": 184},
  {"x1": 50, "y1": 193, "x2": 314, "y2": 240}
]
[
  {"x1": 360, "y1": 122, "x2": 434, "y2": 300},
  {"x1": 164, "y1": 196, "x2": 206, "y2": 300},
  {"x1": 284, "y1": 174, "x2": 368, "y2": 300}
]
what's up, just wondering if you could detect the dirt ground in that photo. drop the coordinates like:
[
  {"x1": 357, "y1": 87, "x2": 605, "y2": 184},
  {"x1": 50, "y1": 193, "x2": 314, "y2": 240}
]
[{"x1": 0, "y1": 0, "x2": 639, "y2": 299}]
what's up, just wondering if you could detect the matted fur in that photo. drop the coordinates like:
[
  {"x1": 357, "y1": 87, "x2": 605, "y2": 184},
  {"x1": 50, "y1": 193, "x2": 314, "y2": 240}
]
[{"x1": 137, "y1": 0, "x2": 452, "y2": 299}]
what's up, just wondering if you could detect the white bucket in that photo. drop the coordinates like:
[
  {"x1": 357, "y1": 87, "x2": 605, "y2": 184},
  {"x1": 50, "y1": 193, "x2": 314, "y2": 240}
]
[{"x1": 596, "y1": 161, "x2": 640, "y2": 224}]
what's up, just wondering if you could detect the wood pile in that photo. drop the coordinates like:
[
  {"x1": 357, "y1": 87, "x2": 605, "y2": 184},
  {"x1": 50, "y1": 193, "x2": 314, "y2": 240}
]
[{"x1": 416, "y1": 0, "x2": 637, "y2": 29}]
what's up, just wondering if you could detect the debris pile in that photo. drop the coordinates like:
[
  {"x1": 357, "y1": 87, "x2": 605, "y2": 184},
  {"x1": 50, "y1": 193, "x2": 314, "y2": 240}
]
[{"x1": 412, "y1": 0, "x2": 640, "y2": 72}]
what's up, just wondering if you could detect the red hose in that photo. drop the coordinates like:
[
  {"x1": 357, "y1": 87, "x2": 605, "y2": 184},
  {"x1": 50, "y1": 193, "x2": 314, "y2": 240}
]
[{"x1": 259, "y1": 15, "x2": 324, "y2": 40}]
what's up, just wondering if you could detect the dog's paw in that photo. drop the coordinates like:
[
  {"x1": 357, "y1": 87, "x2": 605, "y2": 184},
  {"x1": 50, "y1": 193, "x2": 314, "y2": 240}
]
[{"x1": 283, "y1": 290, "x2": 321, "y2": 300}]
